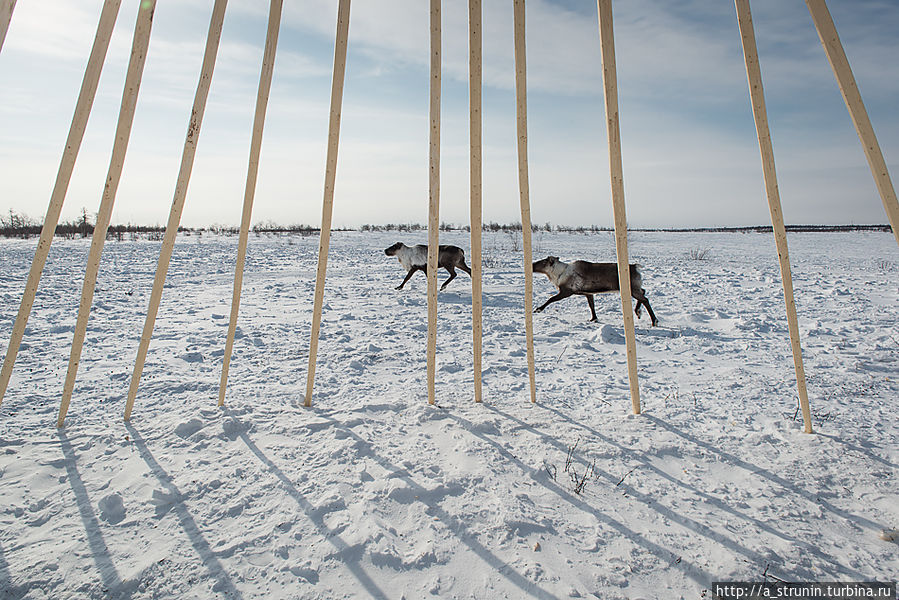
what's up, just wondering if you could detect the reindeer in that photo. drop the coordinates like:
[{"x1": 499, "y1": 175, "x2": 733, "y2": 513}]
[
  {"x1": 384, "y1": 242, "x2": 472, "y2": 290},
  {"x1": 532, "y1": 256, "x2": 658, "y2": 326}
]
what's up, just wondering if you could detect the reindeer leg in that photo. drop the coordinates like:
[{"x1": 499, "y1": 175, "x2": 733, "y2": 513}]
[
  {"x1": 440, "y1": 266, "x2": 457, "y2": 290},
  {"x1": 643, "y1": 296, "x2": 658, "y2": 327},
  {"x1": 632, "y1": 287, "x2": 658, "y2": 327},
  {"x1": 535, "y1": 289, "x2": 573, "y2": 313},
  {"x1": 396, "y1": 268, "x2": 418, "y2": 290},
  {"x1": 631, "y1": 287, "x2": 644, "y2": 318},
  {"x1": 585, "y1": 294, "x2": 598, "y2": 322}
]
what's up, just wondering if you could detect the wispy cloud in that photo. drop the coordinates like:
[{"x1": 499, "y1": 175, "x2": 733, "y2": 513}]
[{"x1": 1, "y1": 0, "x2": 896, "y2": 227}]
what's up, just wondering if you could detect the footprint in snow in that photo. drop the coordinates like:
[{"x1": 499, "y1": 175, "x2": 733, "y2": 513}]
[
  {"x1": 151, "y1": 489, "x2": 182, "y2": 518},
  {"x1": 99, "y1": 493, "x2": 125, "y2": 524},
  {"x1": 175, "y1": 418, "x2": 203, "y2": 439},
  {"x1": 599, "y1": 324, "x2": 625, "y2": 344}
]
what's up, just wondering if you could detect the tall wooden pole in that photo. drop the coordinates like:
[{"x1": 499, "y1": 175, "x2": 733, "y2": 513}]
[
  {"x1": 58, "y1": 0, "x2": 156, "y2": 428},
  {"x1": 596, "y1": 0, "x2": 640, "y2": 414},
  {"x1": 0, "y1": 0, "x2": 122, "y2": 409},
  {"x1": 303, "y1": 0, "x2": 351, "y2": 408},
  {"x1": 469, "y1": 0, "x2": 483, "y2": 403},
  {"x1": 0, "y1": 0, "x2": 16, "y2": 54},
  {"x1": 806, "y1": 0, "x2": 899, "y2": 247},
  {"x1": 124, "y1": 0, "x2": 229, "y2": 421},
  {"x1": 426, "y1": 0, "x2": 442, "y2": 406},
  {"x1": 219, "y1": 0, "x2": 283, "y2": 407},
  {"x1": 512, "y1": 0, "x2": 537, "y2": 404},
  {"x1": 735, "y1": 0, "x2": 813, "y2": 434}
]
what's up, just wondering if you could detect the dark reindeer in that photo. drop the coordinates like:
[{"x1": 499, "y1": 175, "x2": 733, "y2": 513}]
[
  {"x1": 384, "y1": 242, "x2": 472, "y2": 290},
  {"x1": 532, "y1": 256, "x2": 658, "y2": 326}
]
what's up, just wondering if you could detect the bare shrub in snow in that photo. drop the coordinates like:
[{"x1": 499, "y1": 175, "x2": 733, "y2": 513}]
[
  {"x1": 506, "y1": 229, "x2": 521, "y2": 252},
  {"x1": 688, "y1": 247, "x2": 712, "y2": 260}
]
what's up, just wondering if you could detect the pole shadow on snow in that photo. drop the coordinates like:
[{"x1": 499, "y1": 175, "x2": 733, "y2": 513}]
[
  {"x1": 532, "y1": 405, "x2": 871, "y2": 581},
  {"x1": 641, "y1": 415, "x2": 887, "y2": 535},
  {"x1": 124, "y1": 424, "x2": 244, "y2": 600},
  {"x1": 225, "y1": 408, "x2": 561, "y2": 600},
  {"x1": 0, "y1": 542, "x2": 23, "y2": 597},
  {"x1": 436, "y1": 407, "x2": 709, "y2": 589},
  {"x1": 815, "y1": 432, "x2": 898, "y2": 471},
  {"x1": 223, "y1": 409, "x2": 390, "y2": 600},
  {"x1": 56, "y1": 431, "x2": 127, "y2": 597}
]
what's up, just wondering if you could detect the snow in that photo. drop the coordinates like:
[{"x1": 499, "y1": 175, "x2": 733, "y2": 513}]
[{"x1": 0, "y1": 229, "x2": 897, "y2": 599}]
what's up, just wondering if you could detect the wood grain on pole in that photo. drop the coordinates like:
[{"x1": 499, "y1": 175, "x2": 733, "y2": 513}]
[
  {"x1": 124, "y1": 0, "x2": 229, "y2": 422},
  {"x1": 0, "y1": 0, "x2": 121, "y2": 409},
  {"x1": 426, "y1": 0, "x2": 441, "y2": 406},
  {"x1": 219, "y1": 0, "x2": 283, "y2": 407},
  {"x1": 596, "y1": 0, "x2": 640, "y2": 414},
  {"x1": 512, "y1": 0, "x2": 537, "y2": 404},
  {"x1": 735, "y1": 0, "x2": 813, "y2": 434},
  {"x1": 469, "y1": 0, "x2": 483, "y2": 403},
  {"x1": 0, "y1": 0, "x2": 17, "y2": 53},
  {"x1": 58, "y1": 0, "x2": 157, "y2": 428},
  {"x1": 806, "y1": 0, "x2": 899, "y2": 247},
  {"x1": 304, "y1": 0, "x2": 351, "y2": 408}
]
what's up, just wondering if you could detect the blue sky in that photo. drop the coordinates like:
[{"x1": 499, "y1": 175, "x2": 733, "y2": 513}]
[{"x1": 1, "y1": 0, "x2": 897, "y2": 228}]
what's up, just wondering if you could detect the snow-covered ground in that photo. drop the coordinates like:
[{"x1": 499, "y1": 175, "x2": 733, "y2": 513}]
[{"x1": 0, "y1": 229, "x2": 897, "y2": 599}]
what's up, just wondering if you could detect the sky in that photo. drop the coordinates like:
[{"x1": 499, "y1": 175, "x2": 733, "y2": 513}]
[{"x1": 0, "y1": 0, "x2": 897, "y2": 229}]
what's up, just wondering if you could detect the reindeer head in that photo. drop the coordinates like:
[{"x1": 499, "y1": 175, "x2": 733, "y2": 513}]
[
  {"x1": 532, "y1": 256, "x2": 559, "y2": 274},
  {"x1": 384, "y1": 242, "x2": 404, "y2": 256}
]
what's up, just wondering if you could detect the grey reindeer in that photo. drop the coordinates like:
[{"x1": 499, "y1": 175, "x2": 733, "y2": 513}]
[
  {"x1": 532, "y1": 256, "x2": 658, "y2": 326},
  {"x1": 385, "y1": 242, "x2": 472, "y2": 290}
]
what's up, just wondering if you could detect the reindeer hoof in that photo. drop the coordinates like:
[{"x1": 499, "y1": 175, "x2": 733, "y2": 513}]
[{"x1": 395, "y1": 285, "x2": 403, "y2": 290}]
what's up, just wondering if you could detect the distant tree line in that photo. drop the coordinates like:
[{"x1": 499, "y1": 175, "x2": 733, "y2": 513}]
[
  {"x1": 0, "y1": 209, "x2": 890, "y2": 239},
  {"x1": 361, "y1": 222, "x2": 612, "y2": 233},
  {"x1": 251, "y1": 220, "x2": 319, "y2": 236},
  {"x1": 0, "y1": 210, "x2": 316, "y2": 240},
  {"x1": 2, "y1": 208, "x2": 97, "y2": 239},
  {"x1": 358, "y1": 222, "x2": 890, "y2": 234},
  {"x1": 0, "y1": 209, "x2": 202, "y2": 240},
  {"x1": 0, "y1": 209, "x2": 41, "y2": 237},
  {"x1": 635, "y1": 224, "x2": 892, "y2": 233}
]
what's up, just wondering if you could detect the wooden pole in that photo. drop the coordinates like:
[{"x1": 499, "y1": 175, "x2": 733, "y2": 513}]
[
  {"x1": 0, "y1": 0, "x2": 121, "y2": 409},
  {"x1": 58, "y1": 0, "x2": 156, "y2": 428},
  {"x1": 596, "y1": 0, "x2": 640, "y2": 414},
  {"x1": 218, "y1": 0, "x2": 283, "y2": 407},
  {"x1": 124, "y1": 0, "x2": 228, "y2": 421},
  {"x1": 0, "y1": 0, "x2": 16, "y2": 54},
  {"x1": 512, "y1": 0, "x2": 537, "y2": 404},
  {"x1": 806, "y1": 0, "x2": 899, "y2": 247},
  {"x1": 426, "y1": 0, "x2": 441, "y2": 406},
  {"x1": 735, "y1": 0, "x2": 813, "y2": 434},
  {"x1": 303, "y1": 0, "x2": 351, "y2": 408},
  {"x1": 469, "y1": 0, "x2": 483, "y2": 403}
]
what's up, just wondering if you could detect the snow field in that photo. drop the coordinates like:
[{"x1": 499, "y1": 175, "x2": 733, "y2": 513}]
[{"x1": 0, "y1": 230, "x2": 897, "y2": 599}]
